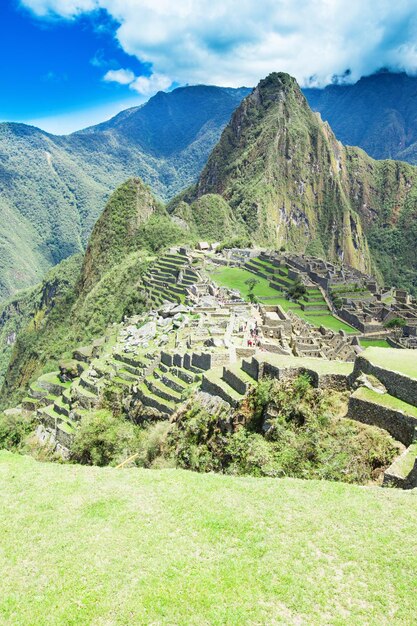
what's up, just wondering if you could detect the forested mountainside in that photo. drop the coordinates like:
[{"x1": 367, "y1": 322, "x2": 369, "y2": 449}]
[
  {"x1": 3, "y1": 72, "x2": 417, "y2": 404},
  {"x1": 0, "y1": 85, "x2": 250, "y2": 302},
  {"x1": 303, "y1": 71, "x2": 417, "y2": 162},
  {"x1": 174, "y1": 73, "x2": 417, "y2": 291},
  {"x1": 0, "y1": 179, "x2": 188, "y2": 405}
]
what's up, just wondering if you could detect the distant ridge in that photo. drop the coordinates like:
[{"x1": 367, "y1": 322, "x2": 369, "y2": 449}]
[
  {"x1": 303, "y1": 71, "x2": 417, "y2": 162},
  {"x1": 0, "y1": 84, "x2": 250, "y2": 300}
]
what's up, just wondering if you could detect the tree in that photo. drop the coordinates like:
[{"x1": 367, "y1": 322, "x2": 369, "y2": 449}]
[
  {"x1": 383, "y1": 317, "x2": 406, "y2": 340},
  {"x1": 287, "y1": 280, "x2": 306, "y2": 301},
  {"x1": 245, "y1": 277, "x2": 259, "y2": 303}
]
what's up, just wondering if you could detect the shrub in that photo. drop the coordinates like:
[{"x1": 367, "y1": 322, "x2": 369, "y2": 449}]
[
  {"x1": 71, "y1": 410, "x2": 141, "y2": 466},
  {"x1": 136, "y1": 422, "x2": 172, "y2": 468},
  {"x1": 166, "y1": 377, "x2": 397, "y2": 484},
  {"x1": 287, "y1": 280, "x2": 307, "y2": 300},
  {"x1": 0, "y1": 411, "x2": 36, "y2": 451}
]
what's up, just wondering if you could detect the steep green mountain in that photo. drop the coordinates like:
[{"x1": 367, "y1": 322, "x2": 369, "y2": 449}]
[
  {"x1": 175, "y1": 73, "x2": 417, "y2": 291},
  {"x1": 0, "y1": 85, "x2": 250, "y2": 301},
  {"x1": 303, "y1": 71, "x2": 417, "y2": 162},
  {"x1": 0, "y1": 177, "x2": 196, "y2": 406}
]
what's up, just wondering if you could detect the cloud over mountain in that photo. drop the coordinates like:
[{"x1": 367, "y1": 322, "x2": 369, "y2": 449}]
[{"x1": 21, "y1": 0, "x2": 417, "y2": 90}]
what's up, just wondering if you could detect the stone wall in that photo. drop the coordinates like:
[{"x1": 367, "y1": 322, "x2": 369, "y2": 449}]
[
  {"x1": 352, "y1": 355, "x2": 417, "y2": 407},
  {"x1": 242, "y1": 357, "x2": 261, "y2": 381},
  {"x1": 222, "y1": 367, "x2": 251, "y2": 395},
  {"x1": 342, "y1": 308, "x2": 384, "y2": 333},
  {"x1": 347, "y1": 396, "x2": 417, "y2": 446},
  {"x1": 383, "y1": 448, "x2": 417, "y2": 489}
]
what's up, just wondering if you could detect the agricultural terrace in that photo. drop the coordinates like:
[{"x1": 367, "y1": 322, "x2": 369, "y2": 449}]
[{"x1": 210, "y1": 266, "x2": 357, "y2": 333}]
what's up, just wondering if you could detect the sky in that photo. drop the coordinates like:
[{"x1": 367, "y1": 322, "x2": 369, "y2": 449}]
[{"x1": 3, "y1": 0, "x2": 417, "y2": 133}]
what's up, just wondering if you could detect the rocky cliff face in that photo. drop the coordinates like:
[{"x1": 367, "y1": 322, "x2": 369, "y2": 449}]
[{"x1": 193, "y1": 73, "x2": 417, "y2": 288}]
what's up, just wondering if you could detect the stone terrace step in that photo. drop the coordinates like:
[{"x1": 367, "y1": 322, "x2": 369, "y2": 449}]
[
  {"x1": 201, "y1": 369, "x2": 243, "y2": 407},
  {"x1": 154, "y1": 368, "x2": 188, "y2": 394},
  {"x1": 137, "y1": 384, "x2": 175, "y2": 417},
  {"x1": 162, "y1": 254, "x2": 188, "y2": 264},
  {"x1": 37, "y1": 372, "x2": 69, "y2": 396},
  {"x1": 144, "y1": 377, "x2": 182, "y2": 404},
  {"x1": 53, "y1": 397, "x2": 71, "y2": 418},
  {"x1": 71, "y1": 380, "x2": 99, "y2": 409},
  {"x1": 348, "y1": 387, "x2": 417, "y2": 446},
  {"x1": 154, "y1": 260, "x2": 181, "y2": 273},
  {"x1": 383, "y1": 442, "x2": 417, "y2": 489},
  {"x1": 113, "y1": 352, "x2": 151, "y2": 370},
  {"x1": 222, "y1": 364, "x2": 257, "y2": 395},
  {"x1": 79, "y1": 374, "x2": 101, "y2": 396},
  {"x1": 72, "y1": 345, "x2": 94, "y2": 363}
]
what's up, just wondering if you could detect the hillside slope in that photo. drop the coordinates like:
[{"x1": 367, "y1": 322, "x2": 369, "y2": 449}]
[
  {"x1": 0, "y1": 178, "x2": 190, "y2": 404},
  {"x1": 179, "y1": 73, "x2": 417, "y2": 291},
  {"x1": 0, "y1": 85, "x2": 249, "y2": 301},
  {"x1": 1, "y1": 451, "x2": 416, "y2": 625}
]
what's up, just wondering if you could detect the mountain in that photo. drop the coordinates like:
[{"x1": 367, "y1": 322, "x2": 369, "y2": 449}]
[
  {"x1": 0, "y1": 176, "x2": 194, "y2": 404},
  {"x1": 0, "y1": 85, "x2": 250, "y2": 302},
  {"x1": 303, "y1": 71, "x2": 417, "y2": 162},
  {"x1": 176, "y1": 73, "x2": 417, "y2": 291},
  {"x1": 4, "y1": 71, "x2": 417, "y2": 404}
]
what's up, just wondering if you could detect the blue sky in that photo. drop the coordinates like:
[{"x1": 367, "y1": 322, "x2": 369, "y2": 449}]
[
  {"x1": 3, "y1": 0, "x2": 417, "y2": 134},
  {"x1": 0, "y1": 0, "x2": 159, "y2": 132}
]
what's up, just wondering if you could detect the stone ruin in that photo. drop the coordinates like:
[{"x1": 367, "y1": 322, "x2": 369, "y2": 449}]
[{"x1": 7, "y1": 246, "x2": 417, "y2": 488}]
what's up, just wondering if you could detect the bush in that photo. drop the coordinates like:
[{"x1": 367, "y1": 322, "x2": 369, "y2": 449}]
[
  {"x1": 136, "y1": 422, "x2": 172, "y2": 468},
  {"x1": 165, "y1": 377, "x2": 397, "y2": 484},
  {"x1": 0, "y1": 411, "x2": 36, "y2": 451},
  {"x1": 71, "y1": 410, "x2": 141, "y2": 466},
  {"x1": 140, "y1": 215, "x2": 185, "y2": 253},
  {"x1": 217, "y1": 236, "x2": 252, "y2": 251},
  {"x1": 287, "y1": 280, "x2": 307, "y2": 301}
]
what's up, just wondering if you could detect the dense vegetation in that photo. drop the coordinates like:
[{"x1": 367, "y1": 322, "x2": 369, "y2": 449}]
[
  {"x1": 165, "y1": 376, "x2": 397, "y2": 484},
  {"x1": 0, "y1": 254, "x2": 83, "y2": 390},
  {"x1": 1, "y1": 374, "x2": 396, "y2": 485},
  {"x1": 0, "y1": 180, "x2": 175, "y2": 408},
  {"x1": 0, "y1": 86, "x2": 249, "y2": 301}
]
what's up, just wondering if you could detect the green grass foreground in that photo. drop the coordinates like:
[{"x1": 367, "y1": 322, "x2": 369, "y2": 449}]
[{"x1": 1, "y1": 451, "x2": 416, "y2": 625}]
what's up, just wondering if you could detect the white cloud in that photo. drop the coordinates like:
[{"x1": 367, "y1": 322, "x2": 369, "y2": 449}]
[
  {"x1": 103, "y1": 67, "x2": 172, "y2": 95},
  {"x1": 22, "y1": 0, "x2": 97, "y2": 18},
  {"x1": 129, "y1": 73, "x2": 171, "y2": 95},
  {"x1": 103, "y1": 68, "x2": 136, "y2": 85},
  {"x1": 20, "y1": 0, "x2": 417, "y2": 88}
]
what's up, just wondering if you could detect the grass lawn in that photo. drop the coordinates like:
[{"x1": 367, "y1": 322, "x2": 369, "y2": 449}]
[
  {"x1": 0, "y1": 451, "x2": 416, "y2": 625},
  {"x1": 210, "y1": 267, "x2": 281, "y2": 298},
  {"x1": 210, "y1": 267, "x2": 357, "y2": 333},
  {"x1": 360, "y1": 339, "x2": 391, "y2": 348},
  {"x1": 353, "y1": 386, "x2": 417, "y2": 418},
  {"x1": 362, "y1": 347, "x2": 417, "y2": 380}
]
